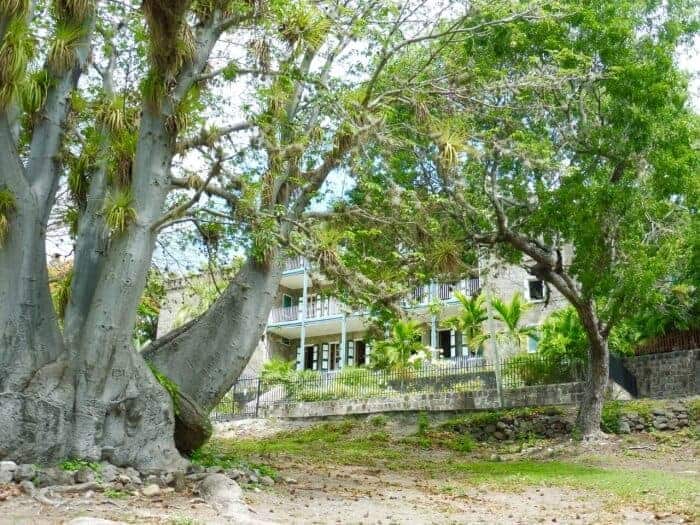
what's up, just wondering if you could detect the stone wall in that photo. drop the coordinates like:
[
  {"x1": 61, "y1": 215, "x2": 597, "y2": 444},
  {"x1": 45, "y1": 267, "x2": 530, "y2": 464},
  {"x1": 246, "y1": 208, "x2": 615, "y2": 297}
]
[
  {"x1": 261, "y1": 382, "x2": 583, "y2": 418},
  {"x1": 623, "y1": 349, "x2": 699, "y2": 398}
]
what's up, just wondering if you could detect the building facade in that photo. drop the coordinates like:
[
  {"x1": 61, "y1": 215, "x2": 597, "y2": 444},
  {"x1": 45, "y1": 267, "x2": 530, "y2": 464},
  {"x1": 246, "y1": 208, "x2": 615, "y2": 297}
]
[{"x1": 157, "y1": 256, "x2": 568, "y2": 377}]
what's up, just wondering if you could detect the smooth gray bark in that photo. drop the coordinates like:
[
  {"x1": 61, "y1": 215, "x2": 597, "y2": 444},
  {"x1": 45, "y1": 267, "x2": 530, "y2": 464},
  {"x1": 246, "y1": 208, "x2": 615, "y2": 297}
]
[{"x1": 145, "y1": 255, "x2": 283, "y2": 410}]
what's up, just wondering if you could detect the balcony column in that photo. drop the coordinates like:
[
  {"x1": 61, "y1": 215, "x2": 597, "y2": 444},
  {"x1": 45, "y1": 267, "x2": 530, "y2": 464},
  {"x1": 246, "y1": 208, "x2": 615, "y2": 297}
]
[
  {"x1": 340, "y1": 313, "x2": 348, "y2": 368},
  {"x1": 297, "y1": 263, "x2": 309, "y2": 371},
  {"x1": 429, "y1": 281, "x2": 438, "y2": 349}
]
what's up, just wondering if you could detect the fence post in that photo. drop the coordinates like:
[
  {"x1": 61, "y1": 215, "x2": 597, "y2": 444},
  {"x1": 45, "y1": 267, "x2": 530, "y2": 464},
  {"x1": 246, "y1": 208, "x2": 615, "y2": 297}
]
[{"x1": 254, "y1": 378, "x2": 262, "y2": 418}]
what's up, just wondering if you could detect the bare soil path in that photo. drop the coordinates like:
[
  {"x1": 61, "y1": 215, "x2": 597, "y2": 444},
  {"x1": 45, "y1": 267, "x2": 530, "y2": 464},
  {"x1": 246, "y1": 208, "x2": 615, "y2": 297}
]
[{"x1": 0, "y1": 417, "x2": 697, "y2": 524}]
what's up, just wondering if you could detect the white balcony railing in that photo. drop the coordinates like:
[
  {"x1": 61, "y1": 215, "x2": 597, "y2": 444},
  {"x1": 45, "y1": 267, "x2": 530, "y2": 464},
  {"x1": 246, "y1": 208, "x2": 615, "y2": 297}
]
[
  {"x1": 269, "y1": 297, "x2": 343, "y2": 324},
  {"x1": 408, "y1": 277, "x2": 481, "y2": 305},
  {"x1": 283, "y1": 256, "x2": 305, "y2": 272},
  {"x1": 268, "y1": 278, "x2": 481, "y2": 325}
]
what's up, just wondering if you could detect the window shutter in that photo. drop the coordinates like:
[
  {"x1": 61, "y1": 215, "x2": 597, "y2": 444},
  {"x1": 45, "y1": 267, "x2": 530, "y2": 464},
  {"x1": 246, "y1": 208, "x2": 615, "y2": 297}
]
[
  {"x1": 450, "y1": 330, "x2": 456, "y2": 358},
  {"x1": 347, "y1": 341, "x2": 355, "y2": 366},
  {"x1": 321, "y1": 342, "x2": 329, "y2": 371},
  {"x1": 312, "y1": 345, "x2": 319, "y2": 370}
]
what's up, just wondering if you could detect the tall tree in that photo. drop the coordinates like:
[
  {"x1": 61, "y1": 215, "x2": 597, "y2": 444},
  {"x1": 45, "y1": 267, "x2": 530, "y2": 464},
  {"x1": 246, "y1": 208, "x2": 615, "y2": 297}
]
[
  {"x1": 0, "y1": 0, "x2": 533, "y2": 468},
  {"x1": 308, "y1": 0, "x2": 699, "y2": 437}
]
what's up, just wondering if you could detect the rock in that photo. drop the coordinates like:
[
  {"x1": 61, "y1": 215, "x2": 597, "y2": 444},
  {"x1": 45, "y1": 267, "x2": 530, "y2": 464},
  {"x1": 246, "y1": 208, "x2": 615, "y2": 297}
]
[
  {"x1": 198, "y1": 474, "x2": 249, "y2": 519},
  {"x1": 496, "y1": 421, "x2": 507, "y2": 430},
  {"x1": 207, "y1": 466, "x2": 225, "y2": 474},
  {"x1": 259, "y1": 475, "x2": 275, "y2": 486},
  {"x1": 74, "y1": 467, "x2": 96, "y2": 484},
  {"x1": 484, "y1": 424, "x2": 497, "y2": 434},
  {"x1": 489, "y1": 454, "x2": 502, "y2": 462},
  {"x1": 160, "y1": 471, "x2": 175, "y2": 487},
  {"x1": 226, "y1": 468, "x2": 246, "y2": 480},
  {"x1": 493, "y1": 431, "x2": 505, "y2": 441},
  {"x1": 618, "y1": 421, "x2": 631, "y2": 434},
  {"x1": 142, "y1": 484, "x2": 161, "y2": 497},
  {"x1": 14, "y1": 464, "x2": 36, "y2": 482},
  {"x1": 187, "y1": 463, "x2": 205, "y2": 475},
  {"x1": 653, "y1": 419, "x2": 668, "y2": 430},
  {"x1": 171, "y1": 471, "x2": 187, "y2": 492},
  {"x1": 284, "y1": 478, "x2": 298, "y2": 484},
  {"x1": 0, "y1": 461, "x2": 16, "y2": 483},
  {"x1": 100, "y1": 464, "x2": 120, "y2": 483},
  {"x1": 144, "y1": 474, "x2": 160, "y2": 486},
  {"x1": 652, "y1": 408, "x2": 667, "y2": 416},
  {"x1": 116, "y1": 474, "x2": 132, "y2": 486},
  {"x1": 18, "y1": 480, "x2": 34, "y2": 495},
  {"x1": 248, "y1": 473, "x2": 259, "y2": 484},
  {"x1": 124, "y1": 467, "x2": 142, "y2": 485},
  {"x1": 35, "y1": 467, "x2": 76, "y2": 487}
]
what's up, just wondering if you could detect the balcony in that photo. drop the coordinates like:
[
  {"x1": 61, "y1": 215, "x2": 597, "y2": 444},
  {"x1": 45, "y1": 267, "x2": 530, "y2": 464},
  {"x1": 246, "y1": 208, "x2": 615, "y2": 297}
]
[
  {"x1": 268, "y1": 278, "x2": 481, "y2": 326},
  {"x1": 283, "y1": 256, "x2": 305, "y2": 273},
  {"x1": 406, "y1": 278, "x2": 481, "y2": 306},
  {"x1": 269, "y1": 297, "x2": 343, "y2": 325}
]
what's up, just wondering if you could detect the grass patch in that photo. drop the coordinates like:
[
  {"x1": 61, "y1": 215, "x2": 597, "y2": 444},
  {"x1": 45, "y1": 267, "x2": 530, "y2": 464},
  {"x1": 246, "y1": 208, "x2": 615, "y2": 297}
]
[
  {"x1": 207, "y1": 418, "x2": 700, "y2": 518},
  {"x1": 450, "y1": 460, "x2": 699, "y2": 514},
  {"x1": 103, "y1": 488, "x2": 129, "y2": 499}
]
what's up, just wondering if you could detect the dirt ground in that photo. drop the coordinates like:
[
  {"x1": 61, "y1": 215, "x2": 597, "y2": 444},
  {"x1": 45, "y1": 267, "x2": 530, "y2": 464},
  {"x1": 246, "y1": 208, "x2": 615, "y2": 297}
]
[{"x1": 0, "y1": 417, "x2": 697, "y2": 525}]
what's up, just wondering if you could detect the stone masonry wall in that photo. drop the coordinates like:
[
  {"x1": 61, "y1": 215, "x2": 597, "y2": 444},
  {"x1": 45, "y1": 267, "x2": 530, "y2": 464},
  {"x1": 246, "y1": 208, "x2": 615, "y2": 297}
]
[
  {"x1": 262, "y1": 382, "x2": 583, "y2": 418},
  {"x1": 623, "y1": 349, "x2": 699, "y2": 398}
]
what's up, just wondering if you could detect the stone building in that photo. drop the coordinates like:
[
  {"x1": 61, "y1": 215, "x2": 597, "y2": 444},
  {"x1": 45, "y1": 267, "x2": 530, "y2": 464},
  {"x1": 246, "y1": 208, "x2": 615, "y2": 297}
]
[{"x1": 157, "y1": 255, "x2": 567, "y2": 377}]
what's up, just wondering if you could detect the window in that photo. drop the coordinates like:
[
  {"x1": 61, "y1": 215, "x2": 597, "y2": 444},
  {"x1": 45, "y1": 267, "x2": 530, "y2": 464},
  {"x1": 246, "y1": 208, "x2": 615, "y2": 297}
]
[
  {"x1": 282, "y1": 294, "x2": 293, "y2": 308},
  {"x1": 527, "y1": 334, "x2": 538, "y2": 353},
  {"x1": 527, "y1": 280, "x2": 545, "y2": 301}
]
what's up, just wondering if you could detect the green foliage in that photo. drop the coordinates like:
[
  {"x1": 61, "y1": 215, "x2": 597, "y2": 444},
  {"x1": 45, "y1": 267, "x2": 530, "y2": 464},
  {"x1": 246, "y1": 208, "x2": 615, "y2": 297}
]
[
  {"x1": 369, "y1": 414, "x2": 388, "y2": 428},
  {"x1": 103, "y1": 188, "x2": 136, "y2": 234},
  {"x1": 371, "y1": 319, "x2": 427, "y2": 372},
  {"x1": 104, "y1": 488, "x2": 129, "y2": 499},
  {"x1": 147, "y1": 362, "x2": 181, "y2": 415},
  {"x1": 47, "y1": 23, "x2": 85, "y2": 73},
  {"x1": 502, "y1": 352, "x2": 583, "y2": 387},
  {"x1": 0, "y1": 15, "x2": 34, "y2": 109},
  {"x1": 492, "y1": 293, "x2": 535, "y2": 354},
  {"x1": 537, "y1": 308, "x2": 589, "y2": 364},
  {"x1": 276, "y1": 0, "x2": 331, "y2": 51},
  {"x1": 601, "y1": 401, "x2": 623, "y2": 433},
  {"x1": 416, "y1": 412, "x2": 429, "y2": 436},
  {"x1": 449, "y1": 434, "x2": 476, "y2": 453},
  {"x1": 688, "y1": 399, "x2": 700, "y2": 422},
  {"x1": 442, "y1": 293, "x2": 488, "y2": 356},
  {"x1": 51, "y1": 268, "x2": 73, "y2": 320},
  {"x1": 261, "y1": 357, "x2": 295, "y2": 386},
  {"x1": 135, "y1": 269, "x2": 166, "y2": 345},
  {"x1": 0, "y1": 187, "x2": 16, "y2": 247},
  {"x1": 59, "y1": 458, "x2": 101, "y2": 472}
]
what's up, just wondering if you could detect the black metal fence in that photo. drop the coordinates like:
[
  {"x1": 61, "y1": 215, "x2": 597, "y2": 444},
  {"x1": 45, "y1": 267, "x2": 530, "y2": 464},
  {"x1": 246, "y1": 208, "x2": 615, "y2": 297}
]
[{"x1": 211, "y1": 354, "x2": 586, "y2": 421}]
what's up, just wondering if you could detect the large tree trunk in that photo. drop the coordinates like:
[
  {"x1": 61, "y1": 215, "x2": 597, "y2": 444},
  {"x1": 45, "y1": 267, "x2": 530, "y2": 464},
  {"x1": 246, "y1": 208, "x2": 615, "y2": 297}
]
[
  {"x1": 144, "y1": 255, "x2": 283, "y2": 452},
  {"x1": 573, "y1": 302, "x2": 609, "y2": 438}
]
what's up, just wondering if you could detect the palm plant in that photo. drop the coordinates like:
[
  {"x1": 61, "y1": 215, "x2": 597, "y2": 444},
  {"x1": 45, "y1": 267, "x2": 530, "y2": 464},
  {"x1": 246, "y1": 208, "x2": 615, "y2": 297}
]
[
  {"x1": 492, "y1": 292, "x2": 536, "y2": 354},
  {"x1": 442, "y1": 292, "x2": 488, "y2": 356},
  {"x1": 371, "y1": 319, "x2": 427, "y2": 372}
]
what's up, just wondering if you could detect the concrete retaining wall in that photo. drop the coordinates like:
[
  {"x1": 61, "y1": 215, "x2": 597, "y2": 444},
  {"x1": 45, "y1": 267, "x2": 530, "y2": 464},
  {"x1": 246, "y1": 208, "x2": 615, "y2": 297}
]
[{"x1": 261, "y1": 382, "x2": 583, "y2": 418}]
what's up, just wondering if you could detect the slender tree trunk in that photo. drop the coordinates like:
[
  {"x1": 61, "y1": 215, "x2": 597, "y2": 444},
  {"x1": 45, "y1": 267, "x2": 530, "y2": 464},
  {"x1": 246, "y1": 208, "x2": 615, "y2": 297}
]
[
  {"x1": 144, "y1": 255, "x2": 283, "y2": 452},
  {"x1": 573, "y1": 302, "x2": 609, "y2": 437}
]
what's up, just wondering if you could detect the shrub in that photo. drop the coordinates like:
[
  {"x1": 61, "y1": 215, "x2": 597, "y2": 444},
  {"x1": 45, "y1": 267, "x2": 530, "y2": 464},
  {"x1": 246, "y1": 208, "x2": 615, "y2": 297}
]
[
  {"x1": 450, "y1": 434, "x2": 476, "y2": 453},
  {"x1": 503, "y1": 353, "x2": 581, "y2": 386},
  {"x1": 601, "y1": 401, "x2": 623, "y2": 433},
  {"x1": 417, "y1": 412, "x2": 429, "y2": 436},
  {"x1": 261, "y1": 357, "x2": 295, "y2": 387}
]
